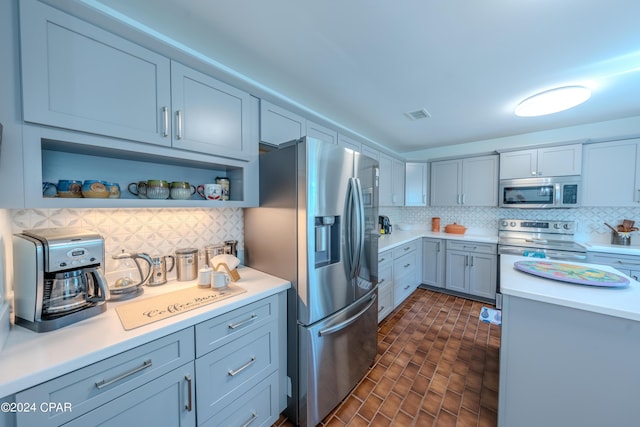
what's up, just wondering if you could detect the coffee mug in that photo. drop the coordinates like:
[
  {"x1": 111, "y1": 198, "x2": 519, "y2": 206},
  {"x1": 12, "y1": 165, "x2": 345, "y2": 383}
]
[
  {"x1": 211, "y1": 271, "x2": 230, "y2": 289},
  {"x1": 145, "y1": 180, "x2": 170, "y2": 199},
  {"x1": 57, "y1": 180, "x2": 83, "y2": 198},
  {"x1": 105, "y1": 182, "x2": 121, "y2": 199},
  {"x1": 128, "y1": 181, "x2": 148, "y2": 198},
  {"x1": 170, "y1": 181, "x2": 196, "y2": 200},
  {"x1": 197, "y1": 183, "x2": 223, "y2": 200},
  {"x1": 42, "y1": 182, "x2": 57, "y2": 197}
]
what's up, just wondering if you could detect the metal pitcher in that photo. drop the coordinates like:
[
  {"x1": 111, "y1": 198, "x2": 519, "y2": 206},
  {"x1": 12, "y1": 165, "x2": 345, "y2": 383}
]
[{"x1": 147, "y1": 255, "x2": 176, "y2": 286}]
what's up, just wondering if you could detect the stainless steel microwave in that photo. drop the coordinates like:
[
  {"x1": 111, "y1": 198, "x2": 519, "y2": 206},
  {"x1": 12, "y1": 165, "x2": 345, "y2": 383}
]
[{"x1": 499, "y1": 176, "x2": 581, "y2": 208}]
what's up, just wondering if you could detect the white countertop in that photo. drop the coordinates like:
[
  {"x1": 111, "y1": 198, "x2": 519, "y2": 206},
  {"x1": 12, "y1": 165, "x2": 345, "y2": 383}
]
[
  {"x1": 580, "y1": 241, "x2": 640, "y2": 256},
  {"x1": 500, "y1": 254, "x2": 640, "y2": 321},
  {"x1": 0, "y1": 266, "x2": 290, "y2": 398},
  {"x1": 378, "y1": 229, "x2": 498, "y2": 252}
]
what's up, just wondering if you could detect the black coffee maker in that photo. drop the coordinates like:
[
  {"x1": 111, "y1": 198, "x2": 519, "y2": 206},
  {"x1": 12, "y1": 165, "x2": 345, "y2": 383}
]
[{"x1": 378, "y1": 215, "x2": 392, "y2": 234}]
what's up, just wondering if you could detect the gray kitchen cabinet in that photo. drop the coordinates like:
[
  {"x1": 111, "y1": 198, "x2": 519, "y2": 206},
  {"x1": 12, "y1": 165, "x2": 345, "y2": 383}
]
[
  {"x1": 392, "y1": 241, "x2": 422, "y2": 306},
  {"x1": 379, "y1": 153, "x2": 405, "y2": 206},
  {"x1": 445, "y1": 241, "x2": 497, "y2": 300},
  {"x1": 64, "y1": 363, "x2": 196, "y2": 427},
  {"x1": 405, "y1": 162, "x2": 428, "y2": 206},
  {"x1": 306, "y1": 120, "x2": 338, "y2": 145},
  {"x1": 499, "y1": 144, "x2": 582, "y2": 179},
  {"x1": 20, "y1": 0, "x2": 171, "y2": 148},
  {"x1": 430, "y1": 155, "x2": 498, "y2": 206},
  {"x1": 194, "y1": 293, "x2": 284, "y2": 427},
  {"x1": 587, "y1": 252, "x2": 640, "y2": 280},
  {"x1": 582, "y1": 139, "x2": 640, "y2": 206},
  {"x1": 20, "y1": 0, "x2": 256, "y2": 162},
  {"x1": 377, "y1": 249, "x2": 394, "y2": 322},
  {"x1": 171, "y1": 62, "x2": 255, "y2": 160},
  {"x1": 361, "y1": 145, "x2": 380, "y2": 161},
  {"x1": 422, "y1": 238, "x2": 445, "y2": 288},
  {"x1": 14, "y1": 328, "x2": 195, "y2": 427},
  {"x1": 260, "y1": 100, "x2": 305, "y2": 145}
]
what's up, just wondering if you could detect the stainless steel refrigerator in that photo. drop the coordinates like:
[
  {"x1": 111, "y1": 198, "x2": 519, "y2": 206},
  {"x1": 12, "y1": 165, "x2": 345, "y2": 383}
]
[{"x1": 244, "y1": 137, "x2": 379, "y2": 427}]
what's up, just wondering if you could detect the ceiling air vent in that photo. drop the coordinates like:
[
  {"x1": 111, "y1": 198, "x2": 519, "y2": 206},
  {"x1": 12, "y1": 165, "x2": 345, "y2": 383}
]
[{"x1": 404, "y1": 108, "x2": 431, "y2": 121}]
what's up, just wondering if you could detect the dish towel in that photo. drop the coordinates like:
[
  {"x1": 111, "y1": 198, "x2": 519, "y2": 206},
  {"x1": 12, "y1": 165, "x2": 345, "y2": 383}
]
[{"x1": 480, "y1": 307, "x2": 502, "y2": 325}]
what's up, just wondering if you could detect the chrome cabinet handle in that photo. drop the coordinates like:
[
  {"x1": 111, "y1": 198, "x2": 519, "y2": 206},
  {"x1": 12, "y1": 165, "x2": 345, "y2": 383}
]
[
  {"x1": 378, "y1": 257, "x2": 386, "y2": 263},
  {"x1": 162, "y1": 106, "x2": 169, "y2": 137},
  {"x1": 617, "y1": 260, "x2": 640, "y2": 266},
  {"x1": 404, "y1": 263, "x2": 411, "y2": 268},
  {"x1": 378, "y1": 278, "x2": 385, "y2": 284},
  {"x1": 403, "y1": 285, "x2": 410, "y2": 290},
  {"x1": 241, "y1": 412, "x2": 257, "y2": 427},
  {"x1": 378, "y1": 305, "x2": 384, "y2": 313},
  {"x1": 404, "y1": 246, "x2": 411, "y2": 251},
  {"x1": 176, "y1": 110, "x2": 183, "y2": 139},
  {"x1": 436, "y1": 242, "x2": 440, "y2": 252},
  {"x1": 185, "y1": 375, "x2": 193, "y2": 411},
  {"x1": 228, "y1": 357, "x2": 256, "y2": 376},
  {"x1": 228, "y1": 314, "x2": 257, "y2": 329},
  {"x1": 470, "y1": 256, "x2": 474, "y2": 267},
  {"x1": 95, "y1": 359, "x2": 152, "y2": 389},
  {"x1": 462, "y1": 193, "x2": 466, "y2": 204}
]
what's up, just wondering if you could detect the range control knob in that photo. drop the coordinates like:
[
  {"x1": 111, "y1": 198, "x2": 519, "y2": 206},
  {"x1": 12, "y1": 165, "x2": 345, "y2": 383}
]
[
  {"x1": 501, "y1": 221, "x2": 509, "y2": 227},
  {"x1": 563, "y1": 223, "x2": 571, "y2": 230},
  {"x1": 510, "y1": 221, "x2": 516, "y2": 227},
  {"x1": 554, "y1": 223, "x2": 561, "y2": 229}
]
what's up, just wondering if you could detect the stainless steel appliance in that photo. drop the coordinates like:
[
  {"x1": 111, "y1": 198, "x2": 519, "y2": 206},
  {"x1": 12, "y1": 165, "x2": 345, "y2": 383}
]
[
  {"x1": 244, "y1": 137, "x2": 379, "y2": 427},
  {"x1": 499, "y1": 176, "x2": 581, "y2": 208},
  {"x1": 497, "y1": 218, "x2": 587, "y2": 308},
  {"x1": 147, "y1": 254, "x2": 175, "y2": 286},
  {"x1": 13, "y1": 228, "x2": 109, "y2": 332}
]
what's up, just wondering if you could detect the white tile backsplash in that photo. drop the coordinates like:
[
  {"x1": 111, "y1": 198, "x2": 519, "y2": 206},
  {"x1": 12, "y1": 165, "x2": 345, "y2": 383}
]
[
  {"x1": 380, "y1": 206, "x2": 640, "y2": 244},
  {"x1": 9, "y1": 208, "x2": 243, "y2": 281}
]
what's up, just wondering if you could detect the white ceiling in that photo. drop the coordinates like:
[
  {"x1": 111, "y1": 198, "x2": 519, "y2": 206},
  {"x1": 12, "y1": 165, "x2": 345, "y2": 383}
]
[{"x1": 92, "y1": 0, "x2": 640, "y2": 154}]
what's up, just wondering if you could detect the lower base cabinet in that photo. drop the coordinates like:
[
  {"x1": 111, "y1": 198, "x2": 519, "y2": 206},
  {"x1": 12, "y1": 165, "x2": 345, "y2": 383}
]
[
  {"x1": 422, "y1": 238, "x2": 444, "y2": 288},
  {"x1": 445, "y1": 241, "x2": 497, "y2": 301},
  {"x1": 8, "y1": 293, "x2": 285, "y2": 427},
  {"x1": 377, "y1": 250, "x2": 394, "y2": 322},
  {"x1": 587, "y1": 252, "x2": 640, "y2": 281}
]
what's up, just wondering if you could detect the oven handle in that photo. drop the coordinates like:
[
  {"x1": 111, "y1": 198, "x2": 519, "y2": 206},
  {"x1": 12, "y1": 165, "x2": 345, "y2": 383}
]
[
  {"x1": 498, "y1": 247, "x2": 526, "y2": 256},
  {"x1": 545, "y1": 251, "x2": 587, "y2": 261}
]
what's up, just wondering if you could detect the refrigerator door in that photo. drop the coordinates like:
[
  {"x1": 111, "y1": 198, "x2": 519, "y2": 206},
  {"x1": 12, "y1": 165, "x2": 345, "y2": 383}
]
[
  {"x1": 298, "y1": 288, "x2": 378, "y2": 427},
  {"x1": 354, "y1": 151, "x2": 379, "y2": 301},
  {"x1": 301, "y1": 138, "x2": 356, "y2": 326}
]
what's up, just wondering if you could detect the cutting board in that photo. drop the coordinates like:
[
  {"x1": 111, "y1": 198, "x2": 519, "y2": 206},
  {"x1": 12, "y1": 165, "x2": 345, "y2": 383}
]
[{"x1": 513, "y1": 260, "x2": 630, "y2": 288}]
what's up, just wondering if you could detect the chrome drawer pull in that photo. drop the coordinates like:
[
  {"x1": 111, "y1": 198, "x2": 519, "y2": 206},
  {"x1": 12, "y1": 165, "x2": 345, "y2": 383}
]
[
  {"x1": 228, "y1": 357, "x2": 256, "y2": 376},
  {"x1": 95, "y1": 359, "x2": 152, "y2": 389},
  {"x1": 176, "y1": 110, "x2": 183, "y2": 139},
  {"x1": 162, "y1": 106, "x2": 169, "y2": 137},
  {"x1": 378, "y1": 278, "x2": 385, "y2": 284},
  {"x1": 241, "y1": 412, "x2": 257, "y2": 427},
  {"x1": 228, "y1": 314, "x2": 257, "y2": 329},
  {"x1": 185, "y1": 375, "x2": 193, "y2": 411},
  {"x1": 378, "y1": 257, "x2": 386, "y2": 263},
  {"x1": 404, "y1": 246, "x2": 411, "y2": 251},
  {"x1": 404, "y1": 263, "x2": 411, "y2": 268},
  {"x1": 404, "y1": 285, "x2": 410, "y2": 290},
  {"x1": 378, "y1": 305, "x2": 384, "y2": 312}
]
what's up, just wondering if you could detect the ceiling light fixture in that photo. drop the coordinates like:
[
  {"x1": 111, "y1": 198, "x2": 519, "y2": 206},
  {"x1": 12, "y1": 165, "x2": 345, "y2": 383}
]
[{"x1": 515, "y1": 85, "x2": 591, "y2": 117}]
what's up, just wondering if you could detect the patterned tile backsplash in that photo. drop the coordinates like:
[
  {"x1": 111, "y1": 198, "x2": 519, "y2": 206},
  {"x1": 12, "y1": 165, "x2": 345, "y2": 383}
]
[
  {"x1": 10, "y1": 208, "x2": 243, "y2": 280},
  {"x1": 380, "y1": 206, "x2": 640, "y2": 244}
]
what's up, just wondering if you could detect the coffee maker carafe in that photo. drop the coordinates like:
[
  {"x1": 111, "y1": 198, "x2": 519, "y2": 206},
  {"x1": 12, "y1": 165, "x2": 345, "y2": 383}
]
[{"x1": 13, "y1": 228, "x2": 109, "y2": 332}]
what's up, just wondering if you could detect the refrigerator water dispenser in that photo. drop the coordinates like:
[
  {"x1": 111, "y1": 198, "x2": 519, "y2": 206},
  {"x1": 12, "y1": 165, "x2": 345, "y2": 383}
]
[{"x1": 315, "y1": 216, "x2": 340, "y2": 268}]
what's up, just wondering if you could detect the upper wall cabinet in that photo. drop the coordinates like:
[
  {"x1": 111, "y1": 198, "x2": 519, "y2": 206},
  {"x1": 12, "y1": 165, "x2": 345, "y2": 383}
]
[
  {"x1": 306, "y1": 121, "x2": 338, "y2": 145},
  {"x1": 430, "y1": 155, "x2": 498, "y2": 206},
  {"x1": 405, "y1": 162, "x2": 428, "y2": 207},
  {"x1": 499, "y1": 144, "x2": 582, "y2": 179},
  {"x1": 20, "y1": 0, "x2": 256, "y2": 162},
  {"x1": 260, "y1": 100, "x2": 305, "y2": 145},
  {"x1": 338, "y1": 134, "x2": 362, "y2": 152},
  {"x1": 379, "y1": 153, "x2": 405, "y2": 206},
  {"x1": 582, "y1": 139, "x2": 640, "y2": 207}
]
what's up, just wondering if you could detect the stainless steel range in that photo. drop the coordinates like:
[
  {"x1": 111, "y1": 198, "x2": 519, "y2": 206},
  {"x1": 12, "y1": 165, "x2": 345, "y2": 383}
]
[{"x1": 496, "y1": 218, "x2": 587, "y2": 308}]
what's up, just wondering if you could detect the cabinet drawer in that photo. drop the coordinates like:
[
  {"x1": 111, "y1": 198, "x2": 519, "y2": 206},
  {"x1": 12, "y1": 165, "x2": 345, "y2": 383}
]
[
  {"x1": 378, "y1": 249, "x2": 393, "y2": 268},
  {"x1": 446, "y1": 240, "x2": 496, "y2": 255},
  {"x1": 195, "y1": 294, "x2": 278, "y2": 358},
  {"x1": 393, "y1": 250, "x2": 418, "y2": 278},
  {"x1": 393, "y1": 240, "x2": 418, "y2": 259},
  {"x1": 200, "y1": 371, "x2": 279, "y2": 427},
  {"x1": 378, "y1": 281, "x2": 394, "y2": 323},
  {"x1": 378, "y1": 263, "x2": 393, "y2": 289},
  {"x1": 195, "y1": 322, "x2": 278, "y2": 423},
  {"x1": 16, "y1": 328, "x2": 194, "y2": 427},
  {"x1": 394, "y1": 270, "x2": 417, "y2": 306},
  {"x1": 587, "y1": 252, "x2": 640, "y2": 270}
]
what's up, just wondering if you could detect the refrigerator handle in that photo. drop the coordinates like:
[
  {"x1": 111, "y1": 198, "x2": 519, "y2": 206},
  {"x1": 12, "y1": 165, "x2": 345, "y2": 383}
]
[
  {"x1": 352, "y1": 178, "x2": 365, "y2": 277},
  {"x1": 318, "y1": 293, "x2": 377, "y2": 336},
  {"x1": 344, "y1": 178, "x2": 355, "y2": 278}
]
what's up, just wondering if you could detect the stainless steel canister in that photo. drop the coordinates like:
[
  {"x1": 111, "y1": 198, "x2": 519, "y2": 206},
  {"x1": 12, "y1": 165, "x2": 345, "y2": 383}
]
[
  {"x1": 175, "y1": 248, "x2": 198, "y2": 281},
  {"x1": 204, "y1": 243, "x2": 226, "y2": 267},
  {"x1": 224, "y1": 240, "x2": 238, "y2": 257}
]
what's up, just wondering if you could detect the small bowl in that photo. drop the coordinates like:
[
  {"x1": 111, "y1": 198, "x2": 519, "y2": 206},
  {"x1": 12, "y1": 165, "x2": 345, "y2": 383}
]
[{"x1": 444, "y1": 223, "x2": 467, "y2": 234}]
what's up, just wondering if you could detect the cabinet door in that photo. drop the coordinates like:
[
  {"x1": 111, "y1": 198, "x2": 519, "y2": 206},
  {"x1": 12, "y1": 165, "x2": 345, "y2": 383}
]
[
  {"x1": 260, "y1": 100, "x2": 305, "y2": 145},
  {"x1": 65, "y1": 363, "x2": 196, "y2": 427},
  {"x1": 306, "y1": 121, "x2": 338, "y2": 145},
  {"x1": 405, "y1": 162, "x2": 427, "y2": 206},
  {"x1": 171, "y1": 61, "x2": 254, "y2": 160},
  {"x1": 391, "y1": 158, "x2": 406, "y2": 206},
  {"x1": 537, "y1": 144, "x2": 582, "y2": 176},
  {"x1": 582, "y1": 139, "x2": 640, "y2": 206},
  {"x1": 20, "y1": 0, "x2": 171, "y2": 146},
  {"x1": 378, "y1": 153, "x2": 393, "y2": 206},
  {"x1": 378, "y1": 278, "x2": 394, "y2": 322},
  {"x1": 461, "y1": 155, "x2": 498, "y2": 206},
  {"x1": 422, "y1": 238, "x2": 444, "y2": 288},
  {"x1": 361, "y1": 145, "x2": 379, "y2": 161},
  {"x1": 338, "y1": 134, "x2": 362, "y2": 152},
  {"x1": 499, "y1": 149, "x2": 537, "y2": 179},
  {"x1": 445, "y1": 250, "x2": 468, "y2": 293},
  {"x1": 468, "y1": 253, "x2": 497, "y2": 299},
  {"x1": 430, "y1": 159, "x2": 461, "y2": 206}
]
